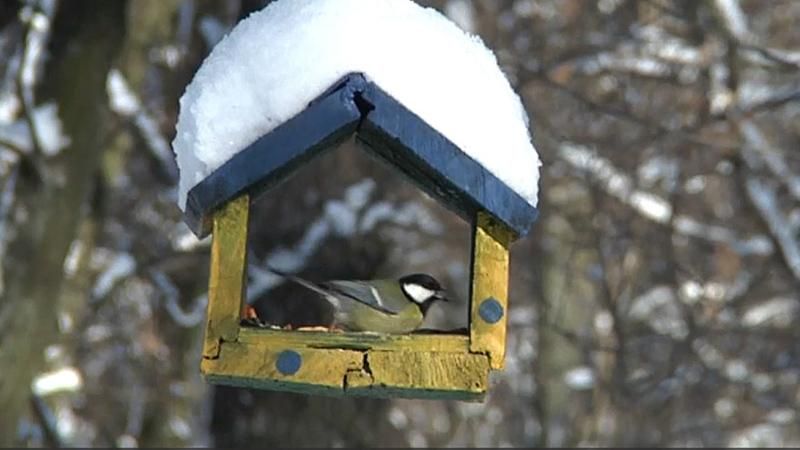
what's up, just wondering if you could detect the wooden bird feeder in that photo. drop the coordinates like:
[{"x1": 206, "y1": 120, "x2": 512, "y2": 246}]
[{"x1": 186, "y1": 73, "x2": 539, "y2": 401}]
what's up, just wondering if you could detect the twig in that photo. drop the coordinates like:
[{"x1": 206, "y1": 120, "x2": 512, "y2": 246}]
[
  {"x1": 106, "y1": 69, "x2": 178, "y2": 180},
  {"x1": 0, "y1": 137, "x2": 30, "y2": 160},
  {"x1": 736, "y1": 119, "x2": 800, "y2": 201},
  {"x1": 149, "y1": 269, "x2": 207, "y2": 328},
  {"x1": 739, "y1": 87, "x2": 800, "y2": 115},
  {"x1": 558, "y1": 143, "x2": 673, "y2": 224},
  {"x1": 558, "y1": 142, "x2": 776, "y2": 258},
  {"x1": 539, "y1": 77, "x2": 738, "y2": 151},
  {"x1": 745, "y1": 178, "x2": 800, "y2": 281},
  {"x1": 15, "y1": 4, "x2": 50, "y2": 156},
  {"x1": 713, "y1": 0, "x2": 800, "y2": 70},
  {"x1": 0, "y1": 166, "x2": 19, "y2": 297},
  {"x1": 29, "y1": 394, "x2": 61, "y2": 448}
]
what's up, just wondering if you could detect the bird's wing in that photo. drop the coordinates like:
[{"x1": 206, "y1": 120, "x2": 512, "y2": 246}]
[
  {"x1": 268, "y1": 266, "x2": 402, "y2": 316},
  {"x1": 321, "y1": 279, "x2": 403, "y2": 315}
]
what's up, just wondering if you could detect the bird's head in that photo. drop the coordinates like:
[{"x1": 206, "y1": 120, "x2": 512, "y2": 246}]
[{"x1": 399, "y1": 273, "x2": 449, "y2": 310}]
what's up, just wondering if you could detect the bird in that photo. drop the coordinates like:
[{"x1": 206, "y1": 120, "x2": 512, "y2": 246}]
[{"x1": 268, "y1": 267, "x2": 449, "y2": 334}]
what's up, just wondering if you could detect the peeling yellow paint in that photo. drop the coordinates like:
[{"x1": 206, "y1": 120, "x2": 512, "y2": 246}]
[
  {"x1": 239, "y1": 327, "x2": 470, "y2": 353},
  {"x1": 469, "y1": 211, "x2": 513, "y2": 369},
  {"x1": 202, "y1": 195, "x2": 249, "y2": 358}
]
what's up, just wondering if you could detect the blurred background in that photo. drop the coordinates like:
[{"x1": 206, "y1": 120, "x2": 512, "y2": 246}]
[{"x1": 0, "y1": 0, "x2": 799, "y2": 447}]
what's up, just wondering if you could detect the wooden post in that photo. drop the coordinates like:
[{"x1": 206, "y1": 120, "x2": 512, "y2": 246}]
[
  {"x1": 469, "y1": 211, "x2": 513, "y2": 369},
  {"x1": 202, "y1": 195, "x2": 249, "y2": 358}
]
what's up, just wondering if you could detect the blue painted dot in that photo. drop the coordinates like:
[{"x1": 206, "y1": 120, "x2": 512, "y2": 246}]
[
  {"x1": 276, "y1": 350, "x2": 302, "y2": 375},
  {"x1": 479, "y1": 298, "x2": 504, "y2": 324}
]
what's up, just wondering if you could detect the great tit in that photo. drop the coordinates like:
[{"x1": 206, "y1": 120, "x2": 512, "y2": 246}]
[{"x1": 269, "y1": 268, "x2": 449, "y2": 334}]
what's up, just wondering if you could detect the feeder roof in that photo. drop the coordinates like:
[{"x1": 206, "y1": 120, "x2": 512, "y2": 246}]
[{"x1": 172, "y1": 0, "x2": 541, "y2": 217}]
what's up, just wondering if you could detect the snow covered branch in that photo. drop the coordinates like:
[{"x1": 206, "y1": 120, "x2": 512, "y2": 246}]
[
  {"x1": 737, "y1": 119, "x2": 800, "y2": 201},
  {"x1": 713, "y1": 0, "x2": 800, "y2": 69},
  {"x1": 150, "y1": 269, "x2": 207, "y2": 328},
  {"x1": 106, "y1": 69, "x2": 178, "y2": 180},
  {"x1": 558, "y1": 143, "x2": 672, "y2": 223},
  {"x1": 558, "y1": 142, "x2": 775, "y2": 257},
  {"x1": 745, "y1": 178, "x2": 800, "y2": 281},
  {"x1": 16, "y1": 0, "x2": 58, "y2": 156}
]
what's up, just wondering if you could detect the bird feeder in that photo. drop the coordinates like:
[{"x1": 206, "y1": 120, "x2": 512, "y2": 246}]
[{"x1": 185, "y1": 73, "x2": 538, "y2": 401}]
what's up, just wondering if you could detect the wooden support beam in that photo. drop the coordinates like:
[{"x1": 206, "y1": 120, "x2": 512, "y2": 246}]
[
  {"x1": 469, "y1": 211, "x2": 513, "y2": 369},
  {"x1": 202, "y1": 195, "x2": 249, "y2": 358},
  {"x1": 202, "y1": 340, "x2": 489, "y2": 401}
]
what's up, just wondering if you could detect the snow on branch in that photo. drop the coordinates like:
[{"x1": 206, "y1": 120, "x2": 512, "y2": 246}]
[
  {"x1": 557, "y1": 26, "x2": 709, "y2": 81},
  {"x1": 713, "y1": 0, "x2": 752, "y2": 43},
  {"x1": 737, "y1": 119, "x2": 800, "y2": 201},
  {"x1": 106, "y1": 69, "x2": 178, "y2": 180},
  {"x1": 91, "y1": 251, "x2": 137, "y2": 300},
  {"x1": 745, "y1": 178, "x2": 800, "y2": 281},
  {"x1": 713, "y1": 0, "x2": 800, "y2": 69},
  {"x1": 150, "y1": 269, "x2": 207, "y2": 328},
  {"x1": 0, "y1": 102, "x2": 70, "y2": 157},
  {"x1": 559, "y1": 143, "x2": 775, "y2": 257},
  {"x1": 673, "y1": 215, "x2": 773, "y2": 256},
  {"x1": 16, "y1": 0, "x2": 58, "y2": 156},
  {"x1": 558, "y1": 143, "x2": 673, "y2": 224}
]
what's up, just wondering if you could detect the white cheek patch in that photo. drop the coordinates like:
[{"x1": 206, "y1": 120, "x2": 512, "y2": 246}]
[{"x1": 403, "y1": 284, "x2": 435, "y2": 304}]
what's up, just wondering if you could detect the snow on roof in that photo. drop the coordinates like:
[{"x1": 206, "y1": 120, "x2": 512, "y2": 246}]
[{"x1": 172, "y1": 0, "x2": 541, "y2": 211}]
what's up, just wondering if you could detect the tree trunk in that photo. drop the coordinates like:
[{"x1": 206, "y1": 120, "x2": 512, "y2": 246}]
[{"x1": 0, "y1": 1, "x2": 126, "y2": 443}]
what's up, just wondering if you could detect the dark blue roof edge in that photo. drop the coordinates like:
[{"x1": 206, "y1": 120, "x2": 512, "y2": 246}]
[
  {"x1": 355, "y1": 83, "x2": 538, "y2": 238},
  {"x1": 183, "y1": 72, "x2": 539, "y2": 239},
  {"x1": 183, "y1": 74, "x2": 366, "y2": 237}
]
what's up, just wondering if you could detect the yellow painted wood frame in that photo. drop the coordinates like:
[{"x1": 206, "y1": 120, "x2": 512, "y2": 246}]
[{"x1": 200, "y1": 195, "x2": 513, "y2": 401}]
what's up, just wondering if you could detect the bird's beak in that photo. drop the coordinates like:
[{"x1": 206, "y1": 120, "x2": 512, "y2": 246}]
[{"x1": 436, "y1": 290, "x2": 449, "y2": 302}]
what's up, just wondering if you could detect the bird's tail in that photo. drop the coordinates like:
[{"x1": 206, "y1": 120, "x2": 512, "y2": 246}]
[{"x1": 267, "y1": 266, "x2": 335, "y2": 301}]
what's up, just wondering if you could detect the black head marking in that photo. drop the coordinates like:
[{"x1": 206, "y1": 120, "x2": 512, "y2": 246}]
[
  {"x1": 399, "y1": 273, "x2": 447, "y2": 314},
  {"x1": 398, "y1": 273, "x2": 443, "y2": 292}
]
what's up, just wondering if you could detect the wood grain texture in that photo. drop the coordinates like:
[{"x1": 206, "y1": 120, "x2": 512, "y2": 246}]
[
  {"x1": 202, "y1": 340, "x2": 489, "y2": 401},
  {"x1": 239, "y1": 327, "x2": 470, "y2": 353},
  {"x1": 469, "y1": 211, "x2": 513, "y2": 369},
  {"x1": 353, "y1": 350, "x2": 489, "y2": 399},
  {"x1": 202, "y1": 195, "x2": 249, "y2": 358},
  {"x1": 202, "y1": 341, "x2": 364, "y2": 392}
]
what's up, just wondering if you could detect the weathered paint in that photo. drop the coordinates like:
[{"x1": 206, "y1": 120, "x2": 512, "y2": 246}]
[
  {"x1": 201, "y1": 340, "x2": 489, "y2": 401},
  {"x1": 478, "y1": 297, "x2": 504, "y2": 324},
  {"x1": 202, "y1": 195, "x2": 249, "y2": 359},
  {"x1": 238, "y1": 327, "x2": 470, "y2": 353},
  {"x1": 357, "y1": 350, "x2": 489, "y2": 394},
  {"x1": 469, "y1": 211, "x2": 513, "y2": 369},
  {"x1": 202, "y1": 341, "x2": 364, "y2": 391}
]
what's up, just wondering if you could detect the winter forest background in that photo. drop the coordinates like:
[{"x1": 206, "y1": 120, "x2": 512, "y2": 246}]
[{"x1": 0, "y1": 0, "x2": 799, "y2": 447}]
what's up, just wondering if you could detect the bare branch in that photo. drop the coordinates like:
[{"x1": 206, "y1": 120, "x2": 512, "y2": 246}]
[
  {"x1": 106, "y1": 69, "x2": 178, "y2": 180},
  {"x1": 745, "y1": 178, "x2": 800, "y2": 281},
  {"x1": 713, "y1": 0, "x2": 800, "y2": 70},
  {"x1": 15, "y1": 2, "x2": 57, "y2": 156},
  {"x1": 149, "y1": 269, "x2": 207, "y2": 328},
  {"x1": 559, "y1": 142, "x2": 776, "y2": 258},
  {"x1": 736, "y1": 119, "x2": 800, "y2": 201},
  {"x1": 29, "y1": 394, "x2": 61, "y2": 448}
]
